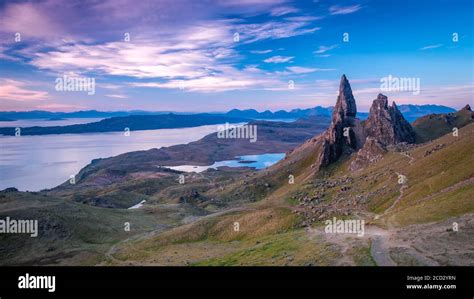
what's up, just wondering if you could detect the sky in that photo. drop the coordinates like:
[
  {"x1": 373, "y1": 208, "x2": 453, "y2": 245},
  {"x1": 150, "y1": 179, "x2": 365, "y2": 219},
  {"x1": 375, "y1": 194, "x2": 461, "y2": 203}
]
[{"x1": 0, "y1": 0, "x2": 472, "y2": 112}]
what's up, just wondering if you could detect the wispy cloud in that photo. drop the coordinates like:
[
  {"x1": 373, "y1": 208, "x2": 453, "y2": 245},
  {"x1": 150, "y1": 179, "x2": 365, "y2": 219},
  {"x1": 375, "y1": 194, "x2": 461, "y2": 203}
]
[
  {"x1": 0, "y1": 79, "x2": 49, "y2": 101},
  {"x1": 250, "y1": 49, "x2": 273, "y2": 54},
  {"x1": 270, "y1": 6, "x2": 299, "y2": 16},
  {"x1": 238, "y1": 22, "x2": 321, "y2": 44},
  {"x1": 264, "y1": 55, "x2": 294, "y2": 63},
  {"x1": 100, "y1": 83, "x2": 123, "y2": 90},
  {"x1": 285, "y1": 16, "x2": 324, "y2": 22},
  {"x1": 8, "y1": 12, "x2": 321, "y2": 95},
  {"x1": 130, "y1": 66, "x2": 284, "y2": 93},
  {"x1": 287, "y1": 66, "x2": 335, "y2": 74},
  {"x1": 329, "y1": 5, "x2": 362, "y2": 15},
  {"x1": 419, "y1": 44, "x2": 443, "y2": 50},
  {"x1": 106, "y1": 94, "x2": 128, "y2": 99},
  {"x1": 0, "y1": 45, "x2": 21, "y2": 61},
  {"x1": 314, "y1": 44, "x2": 338, "y2": 54}
]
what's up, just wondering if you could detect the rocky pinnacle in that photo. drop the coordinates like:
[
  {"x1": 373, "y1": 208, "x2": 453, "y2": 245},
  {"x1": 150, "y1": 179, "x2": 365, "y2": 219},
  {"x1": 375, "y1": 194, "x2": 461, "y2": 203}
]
[
  {"x1": 364, "y1": 94, "x2": 416, "y2": 145},
  {"x1": 317, "y1": 75, "x2": 361, "y2": 168},
  {"x1": 333, "y1": 74, "x2": 357, "y2": 119},
  {"x1": 316, "y1": 76, "x2": 416, "y2": 171}
]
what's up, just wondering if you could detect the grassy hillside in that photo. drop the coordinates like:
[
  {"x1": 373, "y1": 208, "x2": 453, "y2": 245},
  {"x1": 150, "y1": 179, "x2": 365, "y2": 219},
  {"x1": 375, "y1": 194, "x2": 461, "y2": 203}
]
[
  {"x1": 0, "y1": 190, "x2": 202, "y2": 265},
  {"x1": 413, "y1": 106, "x2": 473, "y2": 143},
  {"x1": 102, "y1": 123, "x2": 474, "y2": 266}
]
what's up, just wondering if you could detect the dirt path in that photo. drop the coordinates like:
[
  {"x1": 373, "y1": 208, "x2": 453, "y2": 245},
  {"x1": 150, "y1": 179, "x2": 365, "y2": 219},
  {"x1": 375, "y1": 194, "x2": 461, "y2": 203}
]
[
  {"x1": 364, "y1": 226, "x2": 396, "y2": 266},
  {"x1": 306, "y1": 224, "x2": 396, "y2": 266},
  {"x1": 306, "y1": 223, "x2": 442, "y2": 266},
  {"x1": 383, "y1": 184, "x2": 408, "y2": 216},
  {"x1": 400, "y1": 151, "x2": 415, "y2": 165}
]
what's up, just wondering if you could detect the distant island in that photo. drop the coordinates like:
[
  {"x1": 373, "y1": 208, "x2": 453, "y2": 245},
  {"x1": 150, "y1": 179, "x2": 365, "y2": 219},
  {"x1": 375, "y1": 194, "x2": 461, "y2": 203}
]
[{"x1": 0, "y1": 114, "x2": 250, "y2": 136}]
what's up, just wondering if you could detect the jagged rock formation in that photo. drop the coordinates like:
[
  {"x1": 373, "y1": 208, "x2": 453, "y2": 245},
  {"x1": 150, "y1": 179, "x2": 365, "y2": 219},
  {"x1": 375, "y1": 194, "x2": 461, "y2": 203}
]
[
  {"x1": 283, "y1": 74, "x2": 419, "y2": 173},
  {"x1": 349, "y1": 94, "x2": 415, "y2": 171},
  {"x1": 316, "y1": 75, "x2": 364, "y2": 168},
  {"x1": 364, "y1": 94, "x2": 416, "y2": 146},
  {"x1": 313, "y1": 76, "x2": 416, "y2": 172}
]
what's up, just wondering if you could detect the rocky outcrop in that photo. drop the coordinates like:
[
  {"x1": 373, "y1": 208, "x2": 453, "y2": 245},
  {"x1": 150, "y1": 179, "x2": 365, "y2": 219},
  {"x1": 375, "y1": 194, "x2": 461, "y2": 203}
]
[
  {"x1": 461, "y1": 104, "x2": 473, "y2": 120},
  {"x1": 317, "y1": 75, "x2": 364, "y2": 168},
  {"x1": 364, "y1": 94, "x2": 416, "y2": 146},
  {"x1": 349, "y1": 94, "x2": 415, "y2": 171},
  {"x1": 311, "y1": 76, "x2": 416, "y2": 172},
  {"x1": 349, "y1": 137, "x2": 386, "y2": 171}
]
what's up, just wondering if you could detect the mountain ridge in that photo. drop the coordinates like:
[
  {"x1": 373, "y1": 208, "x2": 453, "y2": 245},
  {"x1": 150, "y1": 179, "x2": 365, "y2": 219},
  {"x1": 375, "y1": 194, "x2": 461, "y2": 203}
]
[{"x1": 0, "y1": 104, "x2": 457, "y2": 122}]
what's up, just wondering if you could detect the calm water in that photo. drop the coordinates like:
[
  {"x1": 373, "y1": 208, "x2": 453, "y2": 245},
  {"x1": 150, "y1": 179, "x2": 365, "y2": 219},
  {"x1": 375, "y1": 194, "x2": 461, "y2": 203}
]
[
  {"x1": 166, "y1": 153, "x2": 285, "y2": 173},
  {"x1": 0, "y1": 124, "x2": 224, "y2": 191}
]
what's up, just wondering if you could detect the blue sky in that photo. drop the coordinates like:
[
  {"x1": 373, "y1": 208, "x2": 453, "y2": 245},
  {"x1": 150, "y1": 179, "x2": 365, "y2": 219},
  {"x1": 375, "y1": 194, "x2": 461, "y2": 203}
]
[{"x1": 0, "y1": 0, "x2": 472, "y2": 112}]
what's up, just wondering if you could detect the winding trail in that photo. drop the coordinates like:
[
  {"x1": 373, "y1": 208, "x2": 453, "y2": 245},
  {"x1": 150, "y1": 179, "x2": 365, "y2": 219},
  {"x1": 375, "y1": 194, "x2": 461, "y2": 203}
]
[
  {"x1": 383, "y1": 184, "x2": 408, "y2": 216},
  {"x1": 400, "y1": 151, "x2": 415, "y2": 165}
]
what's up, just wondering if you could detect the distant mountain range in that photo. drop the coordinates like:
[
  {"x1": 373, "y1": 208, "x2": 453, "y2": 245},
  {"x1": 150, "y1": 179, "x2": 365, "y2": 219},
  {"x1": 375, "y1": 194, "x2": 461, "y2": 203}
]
[
  {"x1": 224, "y1": 104, "x2": 456, "y2": 122},
  {"x1": 0, "y1": 104, "x2": 457, "y2": 136},
  {"x1": 0, "y1": 104, "x2": 456, "y2": 123},
  {"x1": 225, "y1": 106, "x2": 333, "y2": 119}
]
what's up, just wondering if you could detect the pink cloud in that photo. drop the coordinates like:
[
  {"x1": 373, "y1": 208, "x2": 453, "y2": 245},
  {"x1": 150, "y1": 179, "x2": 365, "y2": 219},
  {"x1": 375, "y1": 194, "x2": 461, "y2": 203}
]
[{"x1": 0, "y1": 79, "x2": 49, "y2": 101}]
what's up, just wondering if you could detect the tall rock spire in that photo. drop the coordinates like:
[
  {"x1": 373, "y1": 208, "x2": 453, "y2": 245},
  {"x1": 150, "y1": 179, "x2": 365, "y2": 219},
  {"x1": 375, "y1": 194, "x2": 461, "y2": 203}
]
[
  {"x1": 316, "y1": 75, "x2": 362, "y2": 168},
  {"x1": 333, "y1": 74, "x2": 357, "y2": 120},
  {"x1": 315, "y1": 77, "x2": 417, "y2": 172}
]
